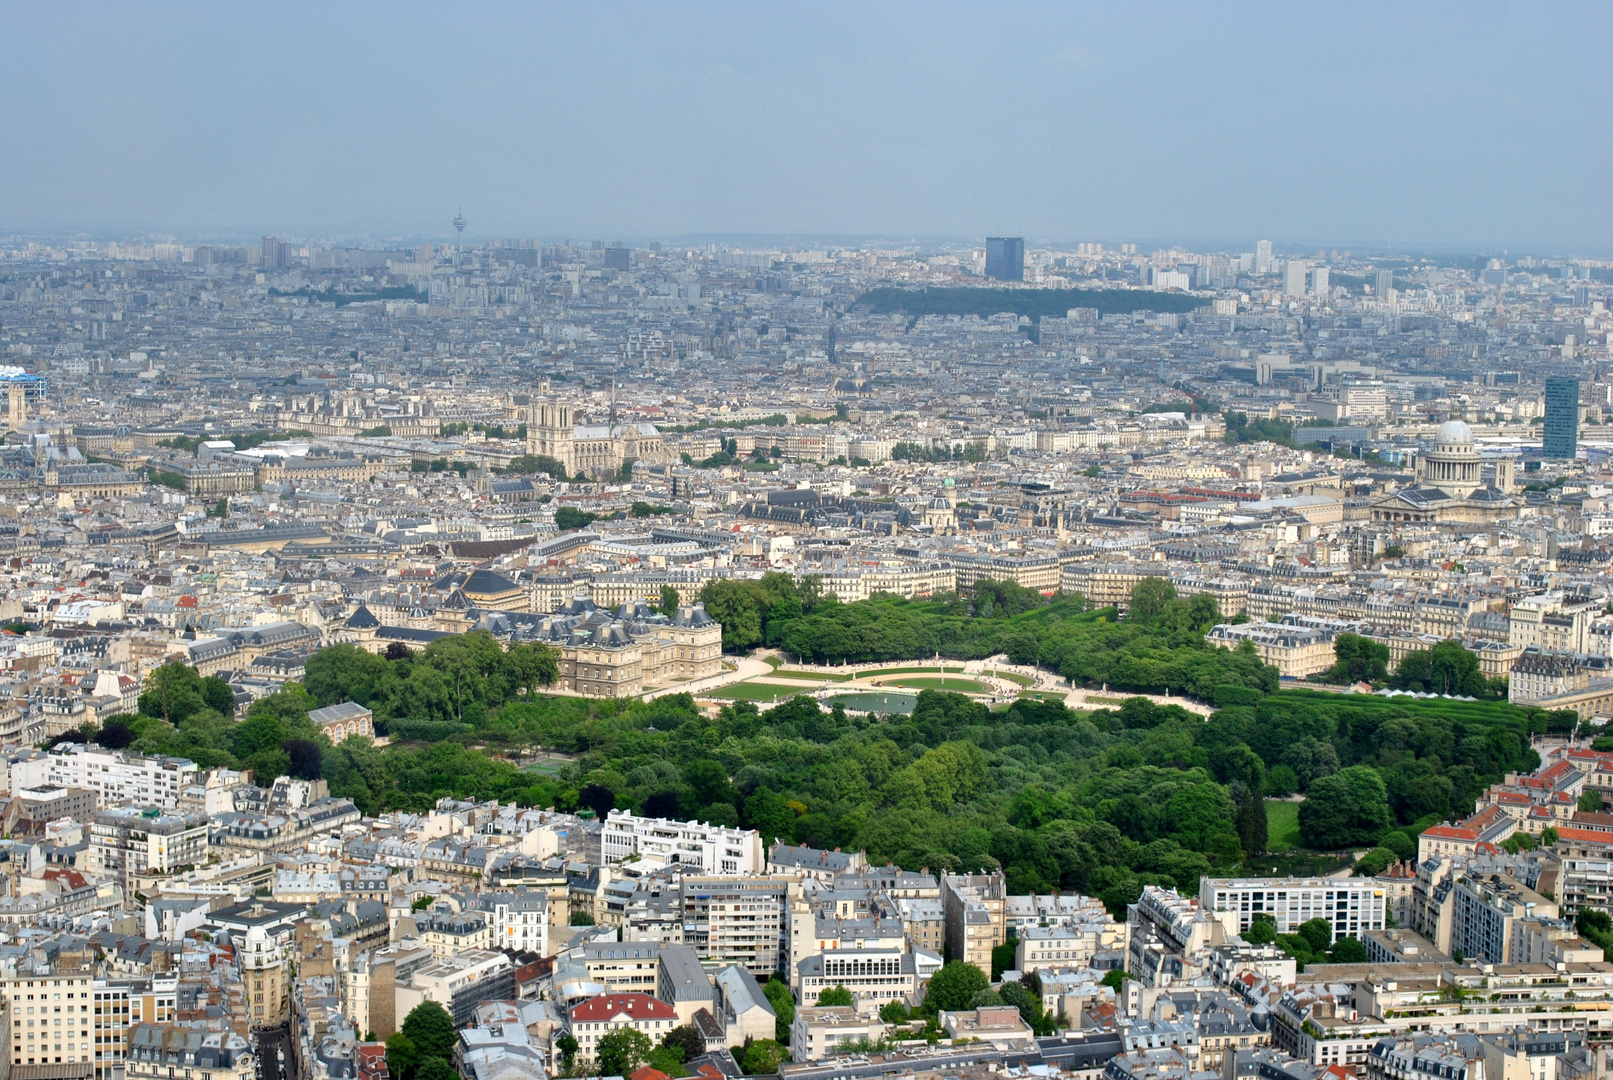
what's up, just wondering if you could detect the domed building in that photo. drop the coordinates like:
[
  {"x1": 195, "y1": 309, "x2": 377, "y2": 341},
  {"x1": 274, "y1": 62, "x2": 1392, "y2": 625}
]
[{"x1": 1371, "y1": 419, "x2": 1516, "y2": 526}]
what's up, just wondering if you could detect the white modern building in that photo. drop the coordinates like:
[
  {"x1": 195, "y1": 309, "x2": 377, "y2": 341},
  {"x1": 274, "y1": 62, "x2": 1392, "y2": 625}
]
[
  {"x1": 600, "y1": 810, "x2": 764, "y2": 876},
  {"x1": 12, "y1": 745, "x2": 197, "y2": 808},
  {"x1": 1199, "y1": 876, "x2": 1387, "y2": 943}
]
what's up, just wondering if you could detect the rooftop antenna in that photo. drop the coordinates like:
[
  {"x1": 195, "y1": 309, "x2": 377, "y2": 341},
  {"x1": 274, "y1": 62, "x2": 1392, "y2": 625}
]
[{"x1": 453, "y1": 208, "x2": 467, "y2": 241}]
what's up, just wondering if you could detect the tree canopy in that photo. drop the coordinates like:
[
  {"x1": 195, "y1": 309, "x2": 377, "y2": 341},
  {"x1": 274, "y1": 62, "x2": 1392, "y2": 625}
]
[
  {"x1": 1391, "y1": 639, "x2": 1506, "y2": 698},
  {"x1": 1322, "y1": 634, "x2": 1390, "y2": 685}
]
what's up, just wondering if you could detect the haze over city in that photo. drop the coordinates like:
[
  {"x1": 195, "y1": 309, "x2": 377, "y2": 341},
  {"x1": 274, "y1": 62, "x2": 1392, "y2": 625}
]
[{"x1": 1, "y1": 2, "x2": 1609, "y2": 251}]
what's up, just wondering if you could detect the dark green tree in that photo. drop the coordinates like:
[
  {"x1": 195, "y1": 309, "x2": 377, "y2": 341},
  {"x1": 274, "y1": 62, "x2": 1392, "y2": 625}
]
[
  {"x1": 597, "y1": 1028, "x2": 653, "y2": 1076},
  {"x1": 384, "y1": 1032, "x2": 418, "y2": 1080},
  {"x1": 1329, "y1": 936, "x2": 1367, "y2": 963},
  {"x1": 659, "y1": 585, "x2": 682, "y2": 618},
  {"x1": 1323, "y1": 634, "x2": 1390, "y2": 684},
  {"x1": 1297, "y1": 918, "x2": 1335, "y2": 954},
  {"x1": 1352, "y1": 846, "x2": 1400, "y2": 877},
  {"x1": 139, "y1": 660, "x2": 207, "y2": 724},
  {"x1": 1244, "y1": 914, "x2": 1277, "y2": 945},
  {"x1": 1391, "y1": 640, "x2": 1499, "y2": 698},
  {"x1": 1127, "y1": 579, "x2": 1177, "y2": 623},
  {"x1": 283, "y1": 738, "x2": 323, "y2": 781},
  {"x1": 661, "y1": 1025, "x2": 705, "y2": 1064},
  {"x1": 553, "y1": 506, "x2": 598, "y2": 531},
  {"x1": 740, "y1": 1039, "x2": 789, "y2": 1076},
  {"x1": 925, "y1": 961, "x2": 990, "y2": 1013},
  {"x1": 200, "y1": 676, "x2": 236, "y2": 715},
  {"x1": 763, "y1": 978, "x2": 795, "y2": 1042},
  {"x1": 400, "y1": 1000, "x2": 457, "y2": 1062},
  {"x1": 1298, "y1": 766, "x2": 1391, "y2": 849},
  {"x1": 816, "y1": 985, "x2": 853, "y2": 1007},
  {"x1": 1577, "y1": 908, "x2": 1613, "y2": 951},
  {"x1": 556, "y1": 1034, "x2": 578, "y2": 1072},
  {"x1": 1231, "y1": 781, "x2": 1267, "y2": 859}
]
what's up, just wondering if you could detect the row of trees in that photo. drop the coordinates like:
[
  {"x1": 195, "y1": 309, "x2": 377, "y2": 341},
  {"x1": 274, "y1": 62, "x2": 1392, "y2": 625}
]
[
  {"x1": 1318, "y1": 632, "x2": 1508, "y2": 698},
  {"x1": 302, "y1": 633, "x2": 558, "y2": 731}
]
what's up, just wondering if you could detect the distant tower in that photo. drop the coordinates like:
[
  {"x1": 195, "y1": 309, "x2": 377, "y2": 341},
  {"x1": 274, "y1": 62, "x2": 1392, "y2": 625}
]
[
  {"x1": 985, "y1": 237, "x2": 1025, "y2": 282},
  {"x1": 1544, "y1": 377, "x2": 1580, "y2": 459},
  {"x1": 1255, "y1": 239, "x2": 1274, "y2": 275},
  {"x1": 453, "y1": 209, "x2": 467, "y2": 242},
  {"x1": 7, "y1": 384, "x2": 24, "y2": 428}
]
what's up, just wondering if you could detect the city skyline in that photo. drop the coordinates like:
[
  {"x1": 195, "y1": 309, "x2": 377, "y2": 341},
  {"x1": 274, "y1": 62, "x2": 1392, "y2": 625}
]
[{"x1": 1, "y1": 2, "x2": 1608, "y2": 251}]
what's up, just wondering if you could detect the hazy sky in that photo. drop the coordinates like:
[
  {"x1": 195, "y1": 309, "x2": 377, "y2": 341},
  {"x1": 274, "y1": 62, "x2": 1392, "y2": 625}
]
[{"x1": 2, "y1": 2, "x2": 1608, "y2": 251}]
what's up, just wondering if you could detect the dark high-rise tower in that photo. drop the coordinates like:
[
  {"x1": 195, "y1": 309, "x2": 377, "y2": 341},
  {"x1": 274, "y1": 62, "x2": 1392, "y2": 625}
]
[
  {"x1": 985, "y1": 237, "x2": 1024, "y2": 282},
  {"x1": 1544, "y1": 377, "x2": 1580, "y2": 459}
]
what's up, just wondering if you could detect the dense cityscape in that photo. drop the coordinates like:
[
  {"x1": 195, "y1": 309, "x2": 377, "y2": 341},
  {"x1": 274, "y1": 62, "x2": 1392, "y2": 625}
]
[
  {"x1": 2, "y1": 2, "x2": 1609, "y2": 1080},
  {"x1": 0, "y1": 226, "x2": 1606, "y2": 1080}
]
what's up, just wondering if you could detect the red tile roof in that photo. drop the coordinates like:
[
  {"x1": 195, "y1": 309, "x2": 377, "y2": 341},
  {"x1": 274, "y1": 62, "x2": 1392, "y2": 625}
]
[
  {"x1": 1549, "y1": 826, "x2": 1613, "y2": 846},
  {"x1": 570, "y1": 993, "x2": 677, "y2": 1023}
]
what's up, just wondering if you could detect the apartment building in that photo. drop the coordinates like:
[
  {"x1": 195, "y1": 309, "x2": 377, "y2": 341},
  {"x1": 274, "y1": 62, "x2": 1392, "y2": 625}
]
[
  {"x1": 1015, "y1": 921, "x2": 1130, "y2": 974},
  {"x1": 1205, "y1": 622, "x2": 1337, "y2": 679},
  {"x1": 125, "y1": 1024, "x2": 253, "y2": 1080},
  {"x1": 600, "y1": 810, "x2": 764, "y2": 876},
  {"x1": 941, "y1": 872, "x2": 1007, "y2": 979},
  {"x1": 12, "y1": 746, "x2": 198, "y2": 809},
  {"x1": 343, "y1": 944, "x2": 435, "y2": 1041},
  {"x1": 3, "y1": 969, "x2": 95, "y2": 1069},
  {"x1": 566, "y1": 993, "x2": 678, "y2": 1066},
  {"x1": 767, "y1": 843, "x2": 867, "y2": 885},
  {"x1": 395, "y1": 949, "x2": 515, "y2": 1027},
  {"x1": 682, "y1": 875, "x2": 797, "y2": 976},
  {"x1": 794, "y1": 946, "x2": 922, "y2": 1015},
  {"x1": 1060, "y1": 562, "x2": 1167, "y2": 609},
  {"x1": 948, "y1": 552, "x2": 1060, "y2": 592},
  {"x1": 1509, "y1": 593, "x2": 1601, "y2": 654},
  {"x1": 89, "y1": 807, "x2": 209, "y2": 888},
  {"x1": 418, "y1": 910, "x2": 492, "y2": 958},
  {"x1": 1200, "y1": 876, "x2": 1387, "y2": 943},
  {"x1": 790, "y1": 1006, "x2": 885, "y2": 1064},
  {"x1": 0, "y1": 970, "x2": 176, "y2": 1078},
  {"x1": 1451, "y1": 873, "x2": 1558, "y2": 963},
  {"x1": 894, "y1": 897, "x2": 946, "y2": 956},
  {"x1": 487, "y1": 890, "x2": 551, "y2": 957}
]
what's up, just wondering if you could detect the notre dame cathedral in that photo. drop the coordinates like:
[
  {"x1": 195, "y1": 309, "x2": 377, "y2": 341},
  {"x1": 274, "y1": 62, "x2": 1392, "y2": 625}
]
[{"x1": 526, "y1": 399, "x2": 670, "y2": 477}]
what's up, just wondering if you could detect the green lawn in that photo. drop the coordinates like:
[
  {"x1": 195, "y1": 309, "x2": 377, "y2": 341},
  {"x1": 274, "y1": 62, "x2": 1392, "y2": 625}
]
[
  {"x1": 878, "y1": 676, "x2": 990, "y2": 693},
  {"x1": 521, "y1": 759, "x2": 567, "y2": 776},
  {"x1": 765, "y1": 669, "x2": 854, "y2": 682},
  {"x1": 1266, "y1": 800, "x2": 1304, "y2": 850},
  {"x1": 989, "y1": 669, "x2": 1036, "y2": 687}
]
